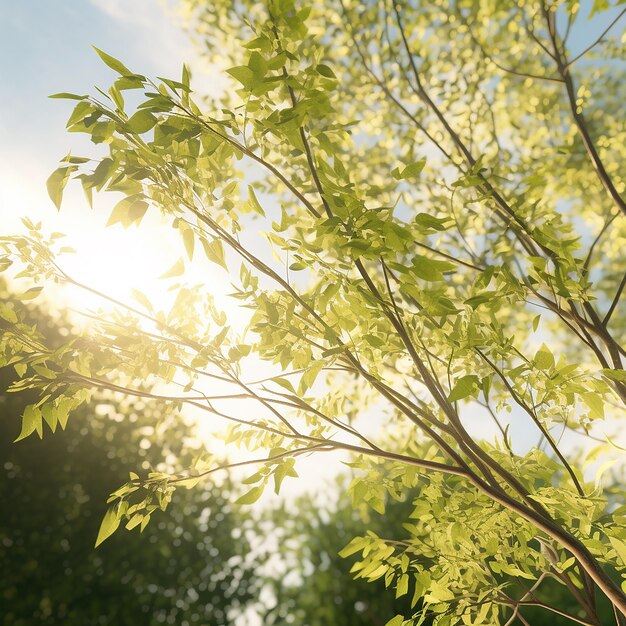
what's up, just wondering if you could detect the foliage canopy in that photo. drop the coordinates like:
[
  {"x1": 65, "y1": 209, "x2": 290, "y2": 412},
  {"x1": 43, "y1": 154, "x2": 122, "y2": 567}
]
[{"x1": 2, "y1": 1, "x2": 626, "y2": 624}]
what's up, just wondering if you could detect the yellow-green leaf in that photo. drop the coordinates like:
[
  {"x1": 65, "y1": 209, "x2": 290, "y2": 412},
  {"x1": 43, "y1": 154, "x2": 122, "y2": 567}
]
[
  {"x1": 201, "y1": 238, "x2": 227, "y2": 269},
  {"x1": 14, "y1": 405, "x2": 43, "y2": 442},
  {"x1": 47, "y1": 166, "x2": 75, "y2": 210},
  {"x1": 236, "y1": 484, "x2": 265, "y2": 505},
  {"x1": 127, "y1": 110, "x2": 157, "y2": 134},
  {"x1": 93, "y1": 47, "x2": 133, "y2": 76},
  {"x1": 448, "y1": 375, "x2": 478, "y2": 403},
  {"x1": 19, "y1": 286, "x2": 43, "y2": 301},
  {"x1": 160, "y1": 258, "x2": 185, "y2": 279},
  {"x1": 95, "y1": 506, "x2": 122, "y2": 547}
]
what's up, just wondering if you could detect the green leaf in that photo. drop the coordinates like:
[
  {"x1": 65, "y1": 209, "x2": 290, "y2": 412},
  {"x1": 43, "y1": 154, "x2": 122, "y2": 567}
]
[
  {"x1": 157, "y1": 76, "x2": 191, "y2": 93},
  {"x1": 182, "y1": 226, "x2": 195, "y2": 261},
  {"x1": 590, "y1": 0, "x2": 610, "y2": 16},
  {"x1": 176, "y1": 475, "x2": 201, "y2": 489},
  {"x1": 115, "y1": 75, "x2": 145, "y2": 91},
  {"x1": 95, "y1": 506, "x2": 122, "y2": 547},
  {"x1": 385, "y1": 614, "x2": 405, "y2": 626},
  {"x1": 610, "y1": 536, "x2": 626, "y2": 566},
  {"x1": 602, "y1": 369, "x2": 626, "y2": 381},
  {"x1": 0, "y1": 303, "x2": 17, "y2": 323},
  {"x1": 227, "y1": 66, "x2": 258, "y2": 90},
  {"x1": 62, "y1": 156, "x2": 91, "y2": 164},
  {"x1": 396, "y1": 573, "x2": 409, "y2": 598},
  {"x1": 106, "y1": 199, "x2": 130, "y2": 227},
  {"x1": 534, "y1": 344, "x2": 555, "y2": 370},
  {"x1": 91, "y1": 157, "x2": 115, "y2": 190},
  {"x1": 128, "y1": 199, "x2": 149, "y2": 223},
  {"x1": 201, "y1": 238, "x2": 227, "y2": 269},
  {"x1": 464, "y1": 291, "x2": 496, "y2": 309},
  {"x1": 365, "y1": 563, "x2": 388, "y2": 580},
  {"x1": 273, "y1": 458, "x2": 297, "y2": 494},
  {"x1": 47, "y1": 166, "x2": 75, "y2": 210},
  {"x1": 316, "y1": 64, "x2": 336, "y2": 78},
  {"x1": 41, "y1": 404, "x2": 58, "y2": 433},
  {"x1": 131, "y1": 288, "x2": 153, "y2": 312},
  {"x1": 19, "y1": 286, "x2": 43, "y2": 301},
  {"x1": 247, "y1": 51, "x2": 267, "y2": 77},
  {"x1": 414, "y1": 212, "x2": 449, "y2": 231},
  {"x1": 89, "y1": 120, "x2": 116, "y2": 144},
  {"x1": 182, "y1": 64, "x2": 191, "y2": 91},
  {"x1": 411, "y1": 256, "x2": 451, "y2": 281},
  {"x1": 127, "y1": 110, "x2": 157, "y2": 134},
  {"x1": 272, "y1": 377, "x2": 297, "y2": 394},
  {"x1": 109, "y1": 84, "x2": 124, "y2": 110},
  {"x1": 160, "y1": 258, "x2": 185, "y2": 279},
  {"x1": 247, "y1": 185, "x2": 266, "y2": 216},
  {"x1": 338, "y1": 537, "x2": 367, "y2": 558},
  {"x1": 57, "y1": 402, "x2": 71, "y2": 430},
  {"x1": 394, "y1": 158, "x2": 426, "y2": 180},
  {"x1": 14, "y1": 405, "x2": 43, "y2": 442},
  {"x1": 448, "y1": 375, "x2": 479, "y2": 403},
  {"x1": 14, "y1": 363, "x2": 27, "y2": 377},
  {"x1": 106, "y1": 196, "x2": 148, "y2": 227},
  {"x1": 93, "y1": 47, "x2": 133, "y2": 76},
  {"x1": 125, "y1": 514, "x2": 144, "y2": 531},
  {"x1": 582, "y1": 392, "x2": 604, "y2": 419},
  {"x1": 66, "y1": 100, "x2": 95, "y2": 128},
  {"x1": 49, "y1": 92, "x2": 88, "y2": 100},
  {"x1": 243, "y1": 35, "x2": 271, "y2": 51},
  {"x1": 236, "y1": 484, "x2": 265, "y2": 505}
]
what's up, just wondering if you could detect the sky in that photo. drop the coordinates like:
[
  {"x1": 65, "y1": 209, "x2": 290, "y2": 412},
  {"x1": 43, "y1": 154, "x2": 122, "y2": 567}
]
[
  {"x1": 0, "y1": 0, "x2": 352, "y2": 509},
  {"x1": 0, "y1": 0, "x2": 232, "y2": 314},
  {"x1": 1, "y1": 9, "x2": 624, "y2": 412},
  {"x1": 1, "y1": 0, "x2": 621, "y2": 305},
  {"x1": 1, "y1": 0, "x2": 624, "y2": 520},
  {"x1": 1, "y1": 0, "x2": 621, "y2": 315},
  {"x1": 1, "y1": 0, "x2": 625, "y2": 457},
  {"x1": 0, "y1": 2, "x2": 625, "y2": 623}
]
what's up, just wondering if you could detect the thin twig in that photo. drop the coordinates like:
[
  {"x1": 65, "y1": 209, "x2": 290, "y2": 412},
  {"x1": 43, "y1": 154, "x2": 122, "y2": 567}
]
[{"x1": 565, "y1": 8, "x2": 626, "y2": 69}]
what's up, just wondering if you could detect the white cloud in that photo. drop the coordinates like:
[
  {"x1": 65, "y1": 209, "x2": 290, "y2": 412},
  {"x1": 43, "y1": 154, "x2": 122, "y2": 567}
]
[
  {"x1": 91, "y1": 0, "x2": 191, "y2": 71},
  {"x1": 89, "y1": 0, "x2": 226, "y2": 96}
]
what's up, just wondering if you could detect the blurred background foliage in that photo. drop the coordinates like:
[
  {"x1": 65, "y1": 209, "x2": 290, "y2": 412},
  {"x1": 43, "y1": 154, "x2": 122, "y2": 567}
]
[
  {"x1": 0, "y1": 280, "x2": 257, "y2": 626},
  {"x1": 259, "y1": 484, "x2": 419, "y2": 626},
  {"x1": 257, "y1": 482, "x2": 617, "y2": 626}
]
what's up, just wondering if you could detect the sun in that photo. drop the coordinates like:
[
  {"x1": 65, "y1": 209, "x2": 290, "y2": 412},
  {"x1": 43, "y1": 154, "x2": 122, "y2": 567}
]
[
  {"x1": 1, "y1": 164, "x2": 250, "y2": 419},
  {"x1": 2, "y1": 167, "x2": 342, "y2": 491},
  {"x1": 1, "y1": 164, "x2": 240, "y2": 318}
]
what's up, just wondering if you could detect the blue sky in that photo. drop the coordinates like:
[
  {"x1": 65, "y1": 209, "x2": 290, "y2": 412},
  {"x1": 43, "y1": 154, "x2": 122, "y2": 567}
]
[
  {"x1": 0, "y1": 1, "x2": 225, "y2": 314},
  {"x1": 0, "y1": 0, "x2": 624, "y2": 511},
  {"x1": 0, "y1": 0, "x2": 621, "y2": 242},
  {"x1": 0, "y1": 1, "x2": 195, "y2": 164}
]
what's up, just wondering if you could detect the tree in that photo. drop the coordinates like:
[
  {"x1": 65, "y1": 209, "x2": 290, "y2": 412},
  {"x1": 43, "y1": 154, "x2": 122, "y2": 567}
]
[
  {"x1": 260, "y1": 474, "x2": 618, "y2": 626},
  {"x1": 0, "y1": 283, "x2": 256, "y2": 625},
  {"x1": 259, "y1": 476, "x2": 420, "y2": 626},
  {"x1": 2, "y1": 0, "x2": 626, "y2": 624}
]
